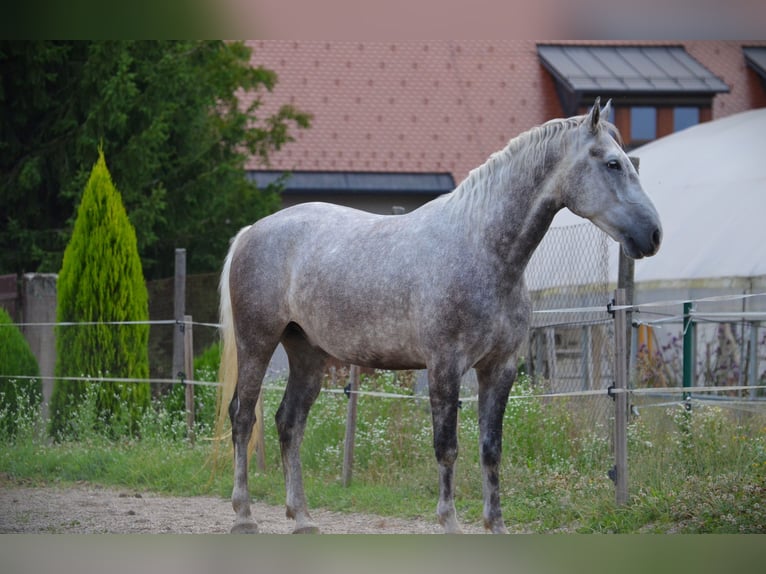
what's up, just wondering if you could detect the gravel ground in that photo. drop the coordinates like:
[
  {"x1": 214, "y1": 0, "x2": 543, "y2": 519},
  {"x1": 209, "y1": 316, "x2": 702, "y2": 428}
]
[{"x1": 0, "y1": 483, "x2": 488, "y2": 534}]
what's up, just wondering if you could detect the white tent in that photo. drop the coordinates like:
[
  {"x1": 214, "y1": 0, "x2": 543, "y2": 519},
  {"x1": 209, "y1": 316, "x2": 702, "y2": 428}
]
[
  {"x1": 550, "y1": 108, "x2": 766, "y2": 285},
  {"x1": 530, "y1": 110, "x2": 766, "y2": 391}
]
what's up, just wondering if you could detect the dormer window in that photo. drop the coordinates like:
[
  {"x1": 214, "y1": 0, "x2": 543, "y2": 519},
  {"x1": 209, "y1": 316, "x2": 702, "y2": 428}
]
[{"x1": 538, "y1": 44, "x2": 729, "y2": 149}]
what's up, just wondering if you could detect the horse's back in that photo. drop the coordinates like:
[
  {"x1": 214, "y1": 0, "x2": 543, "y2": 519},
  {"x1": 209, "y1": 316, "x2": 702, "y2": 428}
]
[
  {"x1": 229, "y1": 202, "x2": 436, "y2": 365},
  {"x1": 228, "y1": 199, "x2": 528, "y2": 370}
]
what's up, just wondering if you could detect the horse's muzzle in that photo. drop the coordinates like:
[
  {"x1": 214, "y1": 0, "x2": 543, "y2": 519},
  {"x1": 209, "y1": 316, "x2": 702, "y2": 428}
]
[{"x1": 624, "y1": 225, "x2": 662, "y2": 259}]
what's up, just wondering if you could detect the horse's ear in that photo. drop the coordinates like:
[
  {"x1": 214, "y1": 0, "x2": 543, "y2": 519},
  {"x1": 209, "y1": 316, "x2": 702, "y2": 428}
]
[
  {"x1": 587, "y1": 97, "x2": 601, "y2": 134},
  {"x1": 601, "y1": 99, "x2": 613, "y2": 121}
]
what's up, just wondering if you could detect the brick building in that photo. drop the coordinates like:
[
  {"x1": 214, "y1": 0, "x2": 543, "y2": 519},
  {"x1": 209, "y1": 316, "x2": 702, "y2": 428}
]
[{"x1": 242, "y1": 41, "x2": 766, "y2": 213}]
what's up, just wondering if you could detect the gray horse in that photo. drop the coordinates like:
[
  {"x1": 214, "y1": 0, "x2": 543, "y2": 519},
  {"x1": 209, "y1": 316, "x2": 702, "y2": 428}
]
[{"x1": 216, "y1": 99, "x2": 661, "y2": 534}]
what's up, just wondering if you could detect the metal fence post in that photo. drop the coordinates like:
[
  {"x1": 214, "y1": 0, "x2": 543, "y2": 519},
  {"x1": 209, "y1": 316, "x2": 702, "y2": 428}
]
[
  {"x1": 682, "y1": 301, "x2": 695, "y2": 402},
  {"x1": 613, "y1": 288, "x2": 629, "y2": 506}
]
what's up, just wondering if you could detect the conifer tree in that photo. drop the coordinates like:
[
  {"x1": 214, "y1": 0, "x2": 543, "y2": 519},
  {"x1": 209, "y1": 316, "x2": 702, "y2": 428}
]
[{"x1": 49, "y1": 150, "x2": 150, "y2": 438}]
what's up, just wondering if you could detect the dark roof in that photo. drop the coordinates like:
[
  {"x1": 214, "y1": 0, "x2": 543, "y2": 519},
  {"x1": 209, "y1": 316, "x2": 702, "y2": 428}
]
[
  {"x1": 537, "y1": 45, "x2": 730, "y2": 96},
  {"x1": 248, "y1": 171, "x2": 455, "y2": 196},
  {"x1": 744, "y1": 47, "x2": 766, "y2": 80}
]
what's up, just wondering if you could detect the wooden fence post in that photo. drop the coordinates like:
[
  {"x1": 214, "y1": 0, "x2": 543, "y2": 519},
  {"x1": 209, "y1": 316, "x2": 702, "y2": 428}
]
[
  {"x1": 613, "y1": 288, "x2": 629, "y2": 506},
  {"x1": 581, "y1": 325, "x2": 592, "y2": 390},
  {"x1": 749, "y1": 322, "x2": 759, "y2": 400},
  {"x1": 183, "y1": 314, "x2": 195, "y2": 444},
  {"x1": 545, "y1": 327, "x2": 557, "y2": 383},
  {"x1": 611, "y1": 157, "x2": 638, "y2": 502},
  {"x1": 342, "y1": 365, "x2": 360, "y2": 487},
  {"x1": 254, "y1": 397, "x2": 266, "y2": 472},
  {"x1": 619, "y1": 156, "x2": 639, "y2": 377},
  {"x1": 172, "y1": 248, "x2": 186, "y2": 386}
]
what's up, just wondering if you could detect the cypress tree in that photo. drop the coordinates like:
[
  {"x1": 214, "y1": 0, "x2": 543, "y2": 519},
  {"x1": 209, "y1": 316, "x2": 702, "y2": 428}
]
[
  {"x1": 49, "y1": 150, "x2": 150, "y2": 438},
  {"x1": 0, "y1": 307, "x2": 42, "y2": 437}
]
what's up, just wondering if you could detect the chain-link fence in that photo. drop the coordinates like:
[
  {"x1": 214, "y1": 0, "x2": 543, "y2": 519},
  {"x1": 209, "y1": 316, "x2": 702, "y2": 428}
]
[
  {"x1": 524, "y1": 223, "x2": 615, "y2": 425},
  {"x1": 525, "y1": 223, "x2": 613, "y2": 389}
]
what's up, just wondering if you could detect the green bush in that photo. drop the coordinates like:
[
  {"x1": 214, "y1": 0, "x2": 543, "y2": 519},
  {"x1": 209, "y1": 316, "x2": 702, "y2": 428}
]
[
  {"x1": 49, "y1": 150, "x2": 150, "y2": 439},
  {"x1": 160, "y1": 341, "x2": 221, "y2": 436},
  {"x1": 0, "y1": 306, "x2": 42, "y2": 437}
]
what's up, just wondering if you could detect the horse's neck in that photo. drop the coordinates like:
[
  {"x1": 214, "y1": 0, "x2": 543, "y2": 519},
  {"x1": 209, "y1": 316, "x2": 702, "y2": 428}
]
[{"x1": 449, "y1": 147, "x2": 562, "y2": 272}]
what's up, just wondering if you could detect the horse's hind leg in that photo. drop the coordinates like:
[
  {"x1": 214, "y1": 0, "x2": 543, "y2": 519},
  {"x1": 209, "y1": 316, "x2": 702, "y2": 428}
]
[
  {"x1": 475, "y1": 361, "x2": 516, "y2": 534},
  {"x1": 230, "y1": 346, "x2": 273, "y2": 534},
  {"x1": 276, "y1": 327, "x2": 327, "y2": 534}
]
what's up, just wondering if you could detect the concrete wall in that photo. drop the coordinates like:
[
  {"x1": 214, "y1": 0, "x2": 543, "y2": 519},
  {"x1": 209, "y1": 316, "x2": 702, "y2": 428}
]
[{"x1": 21, "y1": 274, "x2": 57, "y2": 420}]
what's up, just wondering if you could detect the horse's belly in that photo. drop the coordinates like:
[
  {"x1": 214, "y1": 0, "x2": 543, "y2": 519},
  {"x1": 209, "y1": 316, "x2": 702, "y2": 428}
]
[
  {"x1": 303, "y1": 321, "x2": 427, "y2": 371},
  {"x1": 340, "y1": 353, "x2": 426, "y2": 371}
]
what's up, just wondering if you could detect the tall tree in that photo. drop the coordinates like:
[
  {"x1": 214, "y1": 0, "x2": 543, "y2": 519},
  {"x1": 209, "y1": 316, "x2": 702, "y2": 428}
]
[
  {"x1": 49, "y1": 150, "x2": 150, "y2": 438},
  {"x1": 0, "y1": 41, "x2": 310, "y2": 278}
]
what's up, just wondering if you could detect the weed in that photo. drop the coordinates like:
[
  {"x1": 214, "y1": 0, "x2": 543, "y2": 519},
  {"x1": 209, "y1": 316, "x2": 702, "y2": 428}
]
[{"x1": 0, "y1": 369, "x2": 763, "y2": 532}]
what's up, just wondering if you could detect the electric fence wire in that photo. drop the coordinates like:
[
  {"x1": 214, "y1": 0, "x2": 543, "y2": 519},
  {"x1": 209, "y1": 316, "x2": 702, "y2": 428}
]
[{"x1": 1, "y1": 291, "x2": 764, "y2": 400}]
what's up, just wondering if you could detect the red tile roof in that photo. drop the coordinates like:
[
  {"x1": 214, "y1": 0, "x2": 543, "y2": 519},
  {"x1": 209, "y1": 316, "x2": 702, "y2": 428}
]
[
  {"x1": 685, "y1": 41, "x2": 766, "y2": 114},
  {"x1": 242, "y1": 40, "x2": 766, "y2": 185}
]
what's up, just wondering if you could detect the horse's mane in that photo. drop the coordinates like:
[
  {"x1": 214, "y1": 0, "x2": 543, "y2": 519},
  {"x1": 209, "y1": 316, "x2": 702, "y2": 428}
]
[
  {"x1": 476, "y1": 113, "x2": 622, "y2": 184},
  {"x1": 443, "y1": 113, "x2": 622, "y2": 222}
]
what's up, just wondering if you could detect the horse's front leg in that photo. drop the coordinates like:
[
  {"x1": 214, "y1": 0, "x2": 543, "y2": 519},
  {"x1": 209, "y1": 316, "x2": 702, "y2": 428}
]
[
  {"x1": 229, "y1": 389, "x2": 260, "y2": 533},
  {"x1": 476, "y1": 361, "x2": 516, "y2": 534},
  {"x1": 428, "y1": 365, "x2": 463, "y2": 534}
]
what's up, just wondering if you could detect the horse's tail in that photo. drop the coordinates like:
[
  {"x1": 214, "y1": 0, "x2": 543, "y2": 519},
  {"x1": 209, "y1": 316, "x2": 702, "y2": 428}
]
[{"x1": 213, "y1": 225, "x2": 264, "y2": 465}]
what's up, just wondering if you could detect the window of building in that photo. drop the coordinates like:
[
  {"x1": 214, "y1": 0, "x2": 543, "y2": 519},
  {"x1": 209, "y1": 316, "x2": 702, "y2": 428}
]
[
  {"x1": 673, "y1": 107, "x2": 700, "y2": 132},
  {"x1": 630, "y1": 107, "x2": 657, "y2": 143}
]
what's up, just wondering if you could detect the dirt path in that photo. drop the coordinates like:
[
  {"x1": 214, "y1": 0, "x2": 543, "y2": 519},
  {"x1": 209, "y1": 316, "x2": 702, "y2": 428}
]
[{"x1": 0, "y1": 483, "x2": 488, "y2": 534}]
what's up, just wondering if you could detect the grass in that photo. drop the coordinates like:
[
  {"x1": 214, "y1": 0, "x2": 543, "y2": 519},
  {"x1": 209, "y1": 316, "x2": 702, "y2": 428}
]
[{"x1": 1, "y1": 369, "x2": 765, "y2": 533}]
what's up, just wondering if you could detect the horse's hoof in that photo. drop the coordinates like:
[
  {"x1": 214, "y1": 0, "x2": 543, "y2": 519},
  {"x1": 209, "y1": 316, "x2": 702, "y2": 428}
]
[
  {"x1": 231, "y1": 522, "x2": 259, "y2": 534},
  {"x1": 484, "y1": 518, "x2": 509, "y2": 534},
  {"x1": 439, "y1": 515, "x2": 463, "y2": 534},
  {"x1": 292, "y1": 525, "x2": 320, "y2": 534}
]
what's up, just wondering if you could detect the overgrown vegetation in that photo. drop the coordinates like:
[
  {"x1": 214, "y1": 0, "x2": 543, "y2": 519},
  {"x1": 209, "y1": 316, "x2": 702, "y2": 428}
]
[
  {"x1": 0, "y1": 307, "x2": 41, "y2": 437},
  {"x1": 2, "y1": 358, "x2": 764, "y2": 533}
]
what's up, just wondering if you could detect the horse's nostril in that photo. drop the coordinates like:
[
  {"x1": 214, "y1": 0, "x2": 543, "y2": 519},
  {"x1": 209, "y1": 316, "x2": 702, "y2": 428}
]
[{"x1": 652, "y1": 228, "x2": 662, "y2": 249}]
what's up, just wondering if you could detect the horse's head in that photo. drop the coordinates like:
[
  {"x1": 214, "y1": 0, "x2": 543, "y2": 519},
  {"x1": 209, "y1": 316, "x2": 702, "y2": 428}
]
[{"x1": 561, "y1": 98, "x2": 662, "y2": 259}]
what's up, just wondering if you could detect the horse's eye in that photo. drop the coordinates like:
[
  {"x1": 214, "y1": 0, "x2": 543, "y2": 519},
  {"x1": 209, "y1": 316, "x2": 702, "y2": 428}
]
[{"x1": 606, "y1": 159, "x2": 621, "y2": 170}]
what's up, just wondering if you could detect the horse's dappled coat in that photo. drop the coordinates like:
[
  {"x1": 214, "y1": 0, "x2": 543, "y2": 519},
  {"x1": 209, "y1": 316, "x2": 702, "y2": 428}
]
[{"x1": 217, "y1": 100, "x2": 661, "y2": 534}]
